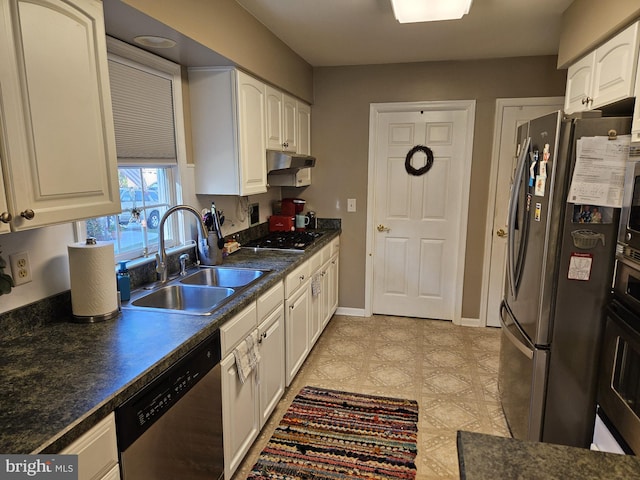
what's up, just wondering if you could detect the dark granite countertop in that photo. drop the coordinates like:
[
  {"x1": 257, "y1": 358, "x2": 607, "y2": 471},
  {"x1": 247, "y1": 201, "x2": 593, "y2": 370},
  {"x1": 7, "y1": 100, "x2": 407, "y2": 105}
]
[
  {"x1": 0, "y1": 229, "x2": 339, "y2": 454},
  {"x1": 457, "y1": 431, "x2": 640, "y2": 479}
]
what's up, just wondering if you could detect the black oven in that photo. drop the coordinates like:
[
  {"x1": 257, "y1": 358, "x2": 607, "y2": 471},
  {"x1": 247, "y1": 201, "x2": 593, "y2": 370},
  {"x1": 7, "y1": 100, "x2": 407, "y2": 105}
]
[{"x1": 597, "y1": 257, "x2": 640, "y2": 454}]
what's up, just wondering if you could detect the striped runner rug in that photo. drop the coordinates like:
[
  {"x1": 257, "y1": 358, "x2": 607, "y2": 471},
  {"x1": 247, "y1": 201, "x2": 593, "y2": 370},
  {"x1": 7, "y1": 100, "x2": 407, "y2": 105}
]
[{"x1": 247, "y1": 386, "x2": 419, "y2": 479}]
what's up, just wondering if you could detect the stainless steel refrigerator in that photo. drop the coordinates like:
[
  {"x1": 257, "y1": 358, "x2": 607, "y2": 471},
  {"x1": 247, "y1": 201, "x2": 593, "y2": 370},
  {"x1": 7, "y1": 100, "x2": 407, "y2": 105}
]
[{"x1": 497, "y1": 111, "x2": 631, "y2": 448}]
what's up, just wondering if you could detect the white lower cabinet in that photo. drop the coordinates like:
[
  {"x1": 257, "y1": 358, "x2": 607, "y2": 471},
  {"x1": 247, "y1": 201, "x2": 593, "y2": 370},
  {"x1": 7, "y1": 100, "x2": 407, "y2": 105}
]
[
  {"x1": 327, "y1": 253, "x2": 340, "y2": 325},
  {"x1": 285, "y1": 282, "x2": 310, "y2": 386},
  {"x1": 221, "y1": 283, "x2": 285, "y2": 479},
  {"x1": 221, "y1": 348, "x2": 260, "y2": 480},
  {"x1": 258, "y1": 305, "x2": 285, "y2": 427},
  {"x1": 60, "y1": 413, "x2": 119, "y2": 480}
]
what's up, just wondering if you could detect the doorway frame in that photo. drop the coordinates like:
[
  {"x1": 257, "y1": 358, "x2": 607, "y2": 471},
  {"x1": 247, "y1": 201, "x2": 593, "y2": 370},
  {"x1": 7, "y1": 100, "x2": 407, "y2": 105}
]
[
  {"x1": 364, "y1": 100, "x2": 476, "y2": 324},
  {"x1": 479, "y1": 97, "x2": 565, "y2": 327}
]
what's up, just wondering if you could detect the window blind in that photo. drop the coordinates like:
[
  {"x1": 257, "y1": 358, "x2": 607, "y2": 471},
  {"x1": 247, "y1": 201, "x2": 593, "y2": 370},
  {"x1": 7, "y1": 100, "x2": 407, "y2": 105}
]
[{"x1": 108, "y1": 58, "x2": 177, "y2": 165}]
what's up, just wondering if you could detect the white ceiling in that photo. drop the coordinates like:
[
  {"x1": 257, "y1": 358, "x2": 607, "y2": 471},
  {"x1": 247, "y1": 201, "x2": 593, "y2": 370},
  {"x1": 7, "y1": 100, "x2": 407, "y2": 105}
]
[{"x1": 235, "y1": 0, "x2": 576, "y2": 67}]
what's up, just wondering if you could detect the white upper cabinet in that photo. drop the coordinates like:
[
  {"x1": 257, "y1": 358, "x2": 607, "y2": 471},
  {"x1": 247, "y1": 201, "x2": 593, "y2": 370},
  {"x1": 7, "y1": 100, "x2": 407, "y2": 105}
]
[
  {"x1": 297, "y1": 101, "x2": 311, "y2": 156},
  {"x1": 565, "y1": 54, "x2": 594, "y2": 114},
  {"x1": 0, "y1": 0, "x2": 120, "y2": 231},
  {"x1": 189, "y1": 68, "x2": 267, "y2": 196},
  {"x1": 565, "y1": 22, "x2": 639, "y2": 114},
  {"x1": 265, "y1": 86, "x2": 284, "y2": 151},
  {"x1": 282, "y1": 94, "x2": 298, "y2": 152},
  {"x1": 265, "y1": 85, "x2": 298, "y2": 152}
]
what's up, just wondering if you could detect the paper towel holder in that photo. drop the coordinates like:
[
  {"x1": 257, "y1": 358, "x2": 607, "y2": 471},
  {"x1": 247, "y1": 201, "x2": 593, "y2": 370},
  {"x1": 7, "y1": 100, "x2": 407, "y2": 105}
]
[{"x1": 69, "y1": 237, "x2": 121, "y2": 323}]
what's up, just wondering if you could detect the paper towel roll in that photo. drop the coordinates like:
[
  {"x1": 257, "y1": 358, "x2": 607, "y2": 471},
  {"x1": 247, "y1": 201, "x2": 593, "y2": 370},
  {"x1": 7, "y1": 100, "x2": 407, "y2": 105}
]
[{"x1": 68, "y1": 239, "x2": 119, "y2": 322}]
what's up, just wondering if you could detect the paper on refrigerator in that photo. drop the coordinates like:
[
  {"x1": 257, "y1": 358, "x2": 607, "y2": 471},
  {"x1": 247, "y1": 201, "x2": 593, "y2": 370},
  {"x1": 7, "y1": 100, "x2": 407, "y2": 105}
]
[{"x1": 567, "y1": 135, "x2": 630, "y2": 207}]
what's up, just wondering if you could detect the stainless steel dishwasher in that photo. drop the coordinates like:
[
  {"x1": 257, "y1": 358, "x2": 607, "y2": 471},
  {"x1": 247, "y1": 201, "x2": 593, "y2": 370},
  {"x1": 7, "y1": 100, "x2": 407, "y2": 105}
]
[{"x1": 115, "y1": 330, "x2": 223, "y2": 479}]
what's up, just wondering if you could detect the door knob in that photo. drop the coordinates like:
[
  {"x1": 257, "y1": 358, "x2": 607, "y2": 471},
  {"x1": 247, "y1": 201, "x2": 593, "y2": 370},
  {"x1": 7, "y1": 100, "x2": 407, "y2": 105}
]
[
  {"x1": 0, "y1": 212, "x2": 11, "y2": 223},
  {"x1": 377, "y1": 224, "x2": 390, "y2": 232},
  {"x1": 497, "y1": 228, "x2": 507, "y2": 238}
]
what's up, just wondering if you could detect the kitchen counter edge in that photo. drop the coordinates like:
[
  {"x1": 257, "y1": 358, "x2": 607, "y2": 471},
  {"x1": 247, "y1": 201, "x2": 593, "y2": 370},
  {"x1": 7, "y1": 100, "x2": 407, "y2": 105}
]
[
  {"x1": 457, "y1": 431, "x2": 640, "y2": 479},
  {"x1": 1, "y1": 229, "x2": 340, "y2": 455}
]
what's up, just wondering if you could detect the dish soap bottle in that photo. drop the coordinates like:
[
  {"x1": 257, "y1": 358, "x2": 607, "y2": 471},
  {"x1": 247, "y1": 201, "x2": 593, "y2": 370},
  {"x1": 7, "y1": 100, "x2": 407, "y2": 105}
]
[{"x1": 117, "y1": 261, "x2": 130, "y2": 301}]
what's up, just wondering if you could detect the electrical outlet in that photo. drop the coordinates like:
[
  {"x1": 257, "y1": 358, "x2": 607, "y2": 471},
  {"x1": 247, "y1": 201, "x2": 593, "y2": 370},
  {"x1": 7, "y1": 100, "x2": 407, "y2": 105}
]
[
  {"x1": 10, "y1": 251, "x2": 32, "y2": 286},
  {"x1": 249, "y1": 203, "x2": 259, "y2": 226}
]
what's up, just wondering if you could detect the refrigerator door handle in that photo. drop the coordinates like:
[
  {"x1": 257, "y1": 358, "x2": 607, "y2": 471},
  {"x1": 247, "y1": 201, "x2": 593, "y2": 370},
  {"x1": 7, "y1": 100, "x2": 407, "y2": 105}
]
[
  {"x1": 507, "y1": 136, "x2": 531, "y2": 299},
  {"x1": 500, "y1": 301, "x2": 534, "y2": 360}
]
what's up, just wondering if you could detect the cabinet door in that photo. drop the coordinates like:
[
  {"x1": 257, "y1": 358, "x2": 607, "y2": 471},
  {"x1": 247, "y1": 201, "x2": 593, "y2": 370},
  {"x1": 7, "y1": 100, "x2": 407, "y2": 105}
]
[
  {"x1": 309, "y1": 271, "x2": 322, "y2": 346},
  {"x1": 236, "y1": 71, "x2": 267, "y2": 196},
  {"x1": 592, "y1": 22, "x2": 639, "y2": 109},
  {"x1": 564, "y1": 53, "x2": 594, "y2": 114},
  {"x1": 0, "y1": 0, "x2": 119, "y2": 230},
  {"x1": 297, "y1": 102, "x2": 311, "y2": 155},
  {"x1": 282, "y1": 94, "x2": 298, "y2": 152},
  {"x1": 60, "y1": 413, "x2": 118, "y2": 480},
  {"x1": 265, "y1": 85, "x2": 283, "y2": 151},
  {"x1": 285, "y1": 284, "x2": 309, "y2": 386},
  {"x1": 327, "y1": 254, "x2": 339, "y2": 325},
  {"x1": 258, "y1": 306, "x2": 285, "y2": 428},
  {"x1": 221, "y1": 351, "x2": 260, "y2": 479}
]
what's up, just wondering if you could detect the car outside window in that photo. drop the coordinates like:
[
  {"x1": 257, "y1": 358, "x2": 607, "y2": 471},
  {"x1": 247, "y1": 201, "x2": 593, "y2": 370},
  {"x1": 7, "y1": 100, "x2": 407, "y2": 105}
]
[{"x1": 83, "y1": 166, "x2": 175, "y2": 261}]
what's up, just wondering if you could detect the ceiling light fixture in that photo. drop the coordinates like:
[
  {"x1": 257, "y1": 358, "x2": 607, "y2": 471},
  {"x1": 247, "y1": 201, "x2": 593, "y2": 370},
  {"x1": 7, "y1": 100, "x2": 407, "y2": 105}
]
[
  {"x1": 133, "y1": 35, "x2": 177, "y2": 49},
  {"x1": 390, "y1": 0, "x2": 473, "y2": 23}
]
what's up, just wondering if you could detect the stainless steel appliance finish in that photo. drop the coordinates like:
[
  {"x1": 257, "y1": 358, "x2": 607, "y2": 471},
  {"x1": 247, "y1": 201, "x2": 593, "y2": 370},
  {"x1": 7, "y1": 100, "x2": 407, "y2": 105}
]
[
  {"x1": 498, "y1": 111, "x2": 630, "y2": 448},
  {"x1": 116, "y1": 331, "x2": 223, "y2": 479},
  {"x1": 618, "y1": 153, "x2": 640, "y2": 260},
  {"x1": 597, "y1": 297, "x2": 640, "y2": 455},
  {"x1": 266, "y1": 150, "x2": 315, "y2": 174},
  {"x1": 597, "y1": 256, "x2": 640, "y2": 454}
]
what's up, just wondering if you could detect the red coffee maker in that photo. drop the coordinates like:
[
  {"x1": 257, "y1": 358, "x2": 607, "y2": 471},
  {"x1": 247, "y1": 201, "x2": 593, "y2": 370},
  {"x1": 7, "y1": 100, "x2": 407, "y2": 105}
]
[{"x1": 281, "y1": 198, "x2": 305, "y2": 216}]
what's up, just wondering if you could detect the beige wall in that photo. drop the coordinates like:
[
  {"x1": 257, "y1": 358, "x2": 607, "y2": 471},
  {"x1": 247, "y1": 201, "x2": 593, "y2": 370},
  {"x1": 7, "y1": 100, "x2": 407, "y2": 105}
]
[
  {"x1": 122, "y1": 0, "x2": 313, "y2": 102},
  {"x1": 558, "y1": 0, "x2": 640, "y2": 68},
  {"x1": 302, "y1": 57, "x2": 566, "y2": 318}
]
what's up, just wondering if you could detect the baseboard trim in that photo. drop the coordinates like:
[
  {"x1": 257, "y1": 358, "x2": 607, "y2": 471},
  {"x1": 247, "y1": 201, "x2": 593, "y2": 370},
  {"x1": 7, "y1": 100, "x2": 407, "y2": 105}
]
[
  {"x1": 459, "y1": 316, "x2": 482, "y2": 327},
  {"x1": 335, "y1": 307, "x2": 367, "y2": 317}
]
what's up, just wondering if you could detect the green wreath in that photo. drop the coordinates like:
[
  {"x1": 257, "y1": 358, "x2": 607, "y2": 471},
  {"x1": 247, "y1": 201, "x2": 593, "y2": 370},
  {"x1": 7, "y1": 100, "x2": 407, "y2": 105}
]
[{"x1": 405, "y1": 145, "x2": 434, "y2": 176}]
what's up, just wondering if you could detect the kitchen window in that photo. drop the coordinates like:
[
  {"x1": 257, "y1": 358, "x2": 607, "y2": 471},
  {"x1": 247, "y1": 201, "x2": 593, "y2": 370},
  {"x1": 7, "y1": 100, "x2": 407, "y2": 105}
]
[{"x1": 78, "y1": 37, "x2": 185, "y2": 262}]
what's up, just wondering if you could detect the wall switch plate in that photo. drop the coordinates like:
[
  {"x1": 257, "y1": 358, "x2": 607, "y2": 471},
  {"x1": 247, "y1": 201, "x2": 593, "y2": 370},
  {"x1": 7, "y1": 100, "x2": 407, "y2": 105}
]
[
  {"x1": 347, "y1": 198, "x2": 356, "y2": 212},
  {"x1": 10, "y1": 251, "x2": 32, "y2": 286}
]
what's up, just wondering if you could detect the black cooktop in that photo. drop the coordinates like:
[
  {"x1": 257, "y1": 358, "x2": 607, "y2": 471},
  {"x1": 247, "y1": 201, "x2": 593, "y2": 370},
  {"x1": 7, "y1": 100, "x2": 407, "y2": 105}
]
[{"x1": 245, "y1": 231, "x2": 324, "y2": 251}]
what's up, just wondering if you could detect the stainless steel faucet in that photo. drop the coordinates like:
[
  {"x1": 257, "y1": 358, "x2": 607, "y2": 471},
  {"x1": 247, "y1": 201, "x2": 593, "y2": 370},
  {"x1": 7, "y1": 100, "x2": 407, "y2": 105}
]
[{"x1": 156, "y1": 205, "x2": 218, "y2": 283}]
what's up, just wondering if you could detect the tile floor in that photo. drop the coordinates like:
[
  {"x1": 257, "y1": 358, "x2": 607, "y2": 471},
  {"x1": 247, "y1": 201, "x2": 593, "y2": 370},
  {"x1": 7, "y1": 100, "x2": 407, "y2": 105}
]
[{"x1": 232, "y1": 314, "x2": 511, "y2": 480}]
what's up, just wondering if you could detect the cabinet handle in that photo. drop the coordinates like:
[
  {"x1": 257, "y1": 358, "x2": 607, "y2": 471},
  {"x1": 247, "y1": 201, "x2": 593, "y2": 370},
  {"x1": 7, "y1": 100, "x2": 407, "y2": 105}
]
[
  {"x1": 581, "y1": 96, "x2": 593, "y2": 106},
  {"x1": 299, "y1": 275, "x2": 305, "y2": 281},
  {"x1": 0, "y1": 212, "x2": 11, "y2": 223},
  {"x1": 20, "y1": 209, "x2": 35, "y2": 220}
]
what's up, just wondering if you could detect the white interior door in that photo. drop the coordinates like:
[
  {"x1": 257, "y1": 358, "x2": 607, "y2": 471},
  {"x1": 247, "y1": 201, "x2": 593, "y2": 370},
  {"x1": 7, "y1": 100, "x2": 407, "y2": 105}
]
[
  {"x1": 371, "y1": 105, "x2": 472, "y2": 320},
  {"x1": 484, "y1": 98, "x2": 564, "y2": 327}
]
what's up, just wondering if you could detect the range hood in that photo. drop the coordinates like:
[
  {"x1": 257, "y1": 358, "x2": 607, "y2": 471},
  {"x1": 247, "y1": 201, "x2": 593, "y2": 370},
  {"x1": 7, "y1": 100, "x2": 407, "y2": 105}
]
[{"x1": 267, "y1": 150, "x2": 315, "y2": 174}]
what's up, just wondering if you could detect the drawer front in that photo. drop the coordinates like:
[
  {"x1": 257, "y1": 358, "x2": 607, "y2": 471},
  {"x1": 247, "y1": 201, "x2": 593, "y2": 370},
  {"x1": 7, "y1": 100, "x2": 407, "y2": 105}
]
[
  {"x1": 60, "y1": 413, "x2": 118, "y2": 480},
  {"x1": 220, "y1": 303, "x2": 258, "y2": 357},
  {"x1": 285, "y1": 261, "x2": 310, "y2": 298},
  {"x1": 308, "y1": 250, "x2": 322, "y2": 274},
  {"x1": 257, "y1": 281, "x2": 284, "y2": 320}
]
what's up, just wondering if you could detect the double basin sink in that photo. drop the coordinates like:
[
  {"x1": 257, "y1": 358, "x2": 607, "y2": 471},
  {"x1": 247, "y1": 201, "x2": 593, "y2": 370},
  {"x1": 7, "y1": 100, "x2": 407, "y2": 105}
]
[{"x1": 123, "y1": 266, "x2": 270, "y2": 315}]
